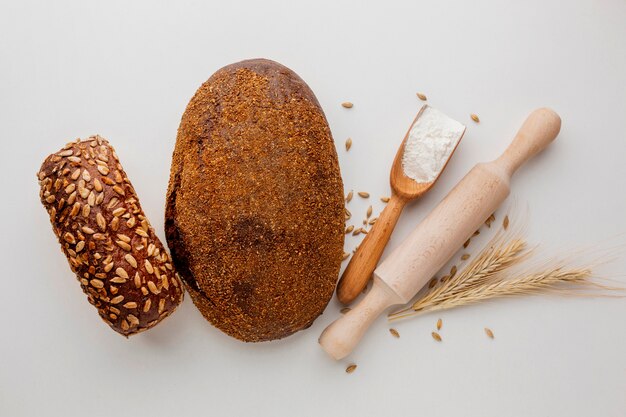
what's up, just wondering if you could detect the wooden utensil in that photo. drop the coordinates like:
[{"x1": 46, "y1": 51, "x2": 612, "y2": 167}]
[
  {"x1": 337, "y1": 105, "x2": 466, "y2": 305},
  {"x1": 320, "y1": 108, "x2": 561, "y2": 359}
]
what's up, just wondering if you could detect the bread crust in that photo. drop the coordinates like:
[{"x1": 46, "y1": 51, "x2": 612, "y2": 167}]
[
  {"x1": 38, "y1": 136, "x2": 184, "y2": 336},
  {"x1": 165, "y1": 59, "x2": 344, "y2": 342}
]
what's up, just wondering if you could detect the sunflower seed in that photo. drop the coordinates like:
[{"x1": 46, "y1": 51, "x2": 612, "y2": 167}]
[
  {"x1": 96, "y1": 213, "x2": 106, "y2": 231},
  {"x1": 124, "y1": 254, "x2": 137, "y2": 268},
  {"x1": 97, "y1": 164, "x2": 109, "y2": 175},
  {"x1": 123, "y1": 301, "x2": 137, "y2": 309},
  {"x1": 116, "y1": 240, "x2": 131, "y2": 251},
  {"x1": 111, "y1": 295, "x2": 124, "y2": 304},
  {"x1": 90, "y1": 279, "x2": 104, "y2": 289},
  {"x1": 81, "y1": 226, "x2": 95, "y2": 234},
  {"x1": 143, "y1": 299, "x2": 152, "y2": 312},
  {"x1": 147, "y1": 281, "x2": 159, "y2": 295},
  {"x1": 144, "y1": 259, "x2": 154, "y2": 274},
  {"x1": 65, "y1": 184, "x2": 76, "y2": 194},
  {"x1": 115, "y1": 267, "x2": 129, "y2": 279}
]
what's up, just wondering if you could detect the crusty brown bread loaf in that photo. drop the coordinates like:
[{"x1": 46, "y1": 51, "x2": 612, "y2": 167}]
[
  {"x1": 165, "y1": 58, "x2": 344, "y2": 342},
  {"x1": 38, "y1": 136, "x2": 184, "y2": 336}
]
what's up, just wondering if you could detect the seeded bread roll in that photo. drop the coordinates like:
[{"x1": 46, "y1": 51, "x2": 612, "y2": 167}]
[
  {"x1": 165, "y1": 58, "x2": 344, "y2": 342},
  {"x1": 37, "y1": 136, "x2": 184, "y2": 336}
]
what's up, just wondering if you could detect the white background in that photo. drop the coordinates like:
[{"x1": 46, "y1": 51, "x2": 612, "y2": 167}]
[{"x1": 1, "y1": 1, "x2": 625, "y2": 416}]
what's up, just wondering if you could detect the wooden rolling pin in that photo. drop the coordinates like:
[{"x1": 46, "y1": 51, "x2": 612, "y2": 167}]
[{"x1": 320, "y1": 108, "x2": 561, "y2": 359}]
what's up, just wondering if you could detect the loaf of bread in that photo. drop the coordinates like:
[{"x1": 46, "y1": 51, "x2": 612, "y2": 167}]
[
  {"x1": 38, "y1": 136, "x2": 184, "y2": 336},
  {"x1": 166, "y1": 59, "x2": 344, "y2": 342}
]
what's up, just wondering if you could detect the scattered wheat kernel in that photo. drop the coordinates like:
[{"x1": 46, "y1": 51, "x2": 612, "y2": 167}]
[
  {"x1": 389, "y1": 328, "x2": 400, "y2": 338},
  {"x1": 380, "y1": 196, "x2": 390, "y2": 203},
  {"x1": 358, "y1": 192, "x2": 369, "y2": 198},
  {"x1": 450, "y1": 265, "x2": 457, "y2": 277},
  {"x1": 341, "y1": 102, "x2": 353, "y2": 108},
  {"x1": 436, "y1": 318, "x2": 442, "y2": 330},
  {"x1": 361, "y1": 228, "x2": 368, "y2": 235},
  {"x1": 440, "y1": 275, "x2": 450, "y2": 283},
  {"x1": 346, "y1": 190, "x2": 353, "y2": 202},
  {"x1": 428, "y1": 277, "x2": 438, "y2": 288},
  {"x1": 368, "y1": 217, "x2": 377, "y2": 225},
  {"x1": 340, "y1": 307, "x2": 351, "y2": 314},
  {"x1": 503, "y1": 215, "x2": 510, "y2": 230},
  {"x1": 461, "y1": 253, "x2": 470, "y2": 261},
  {"x1": 485, "y1": 328, "x2": 495, "y2": 339},
  {"x1": 345, "y1": 225, "x2": 355, "y2": 234},
  {"x1": 366, "y1": 205, "x2": 372, "y2": 218},
  {"x1": 345, "y1": 364, "x2": 357, "y2": 373},
  {"x1": 432, "y1": 332, "x2": 442, "y2": 342},
  {"x1": 473, "y1": 230, "x2": 480, "y2": 237},
  {"x1": 463, "y1": 239, "x2": 471, "y2": 248},
  {"x1": 342, "y1": 252, "x2": 350, "y2": 260},
  {"x1": 345, "y1": 138, "x2": 352, "y2": 151},
  {"x1": 352, "y1": 228, "x2": 361, "y2": 236},
  {"x1": 416, "y1": 92, "x2": 428, "y2": 101},
  {"x1": 470, "y1": 113, "x2": 480, "y2": 123}
]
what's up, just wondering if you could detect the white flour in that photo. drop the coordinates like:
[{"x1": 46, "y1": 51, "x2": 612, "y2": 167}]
[{"x1": 401, "y1": 106, "x2": 465, "y2": 183}]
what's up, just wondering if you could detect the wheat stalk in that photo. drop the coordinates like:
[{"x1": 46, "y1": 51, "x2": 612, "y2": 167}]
[{"x1": 388, "y1": 212, "x2": 623, "y2": 322}]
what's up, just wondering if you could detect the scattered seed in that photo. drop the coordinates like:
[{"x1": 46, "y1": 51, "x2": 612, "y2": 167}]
[
  {"x1": 431, "y1": 331, "x2": 442, "y2": 342},
  {"x1": 436, "y1": 318, "x2": 442, "y2": 330},
  {"x1": 484, "y1": 328, "x2": 494, "y2": 339},
  {"x1": 473, "y1": 230, "x2": 480, "y2": 237},
  {"x1": 341, "y1": 102, "x2": 353, "y2": 109},
  {"x1": 342, "y1": 252, "x2": 350, "y2": 260},
  {"x1": 345, "y1": 138, "x2": 352, "y2": 151},
  {"x1": 450, "y1": 265, "x2": 457, "y2": 277},
  {"x1": 380, "y1": 196, "x2": 390, "y2": 203},
  {"x1": 461, "y1": 253, "x2": 470, "y2": 261},
  {"x1": 416, "y1": 92, "x2": 428, "y2": 101},
  {"x1": 463, "y1": 239, "x2": 471, "y2": 248},
  {"x1": 352, "y1": 228, "x2": 361, "y2": 236},
  {"x1": 389, "y1": 328, "x2": 400, "y2": 338},
  {"x1": 360, "y1": 228, "x2": 368, "y2": 235},
  {"x1": 345, "y1": 364, "x2": 357, "y2": 373},
  {"x1": 470, "y1": 113, "x2": 480, "y2": 123},
  {"x1": 503, "y1": 215, "x2": 510, "y2": 230},
  {"x1": 366, "y1": 205, "x2": 372, "y2": 218},
  {"x1": 440, "y1": 275, "x2": 450, "y2": 283},
  {"x1": 428, "y1": 277, "x2": 438, "y2": 288},
  {"x1": 345, "y1": 208, "x2": 351, "y2": 220},
  {"x1": 368, "y1": 217, "x2": 377, "y2": 225},
  {"x1": 345, "y1": 225, "x2": 355, "y2": 234},
  {"x1": 346, "y1": 190, "x2": 353, "y2": 202},
  {"x1": 340, "y1": 307, "x2": 351, "y2": 314},
  {"x1": 485, "y1": 213, "x2": 495, "y2": 227},
  {"x1": 358, "y1": 192, "x2": 369, "y2": 198}
]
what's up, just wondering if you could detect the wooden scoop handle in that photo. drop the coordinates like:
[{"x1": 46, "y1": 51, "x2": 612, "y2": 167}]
[{"x1": 336, "y1": 194, "x2": 407, "y2": 305}]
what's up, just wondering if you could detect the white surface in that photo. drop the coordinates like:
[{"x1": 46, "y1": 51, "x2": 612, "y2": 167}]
[
  {"x1": 402, "y1": 106, "x2": 465, "y2": 182},
  {"x1": 1, "y1": 0, "x2": 625, "y2": 416}
]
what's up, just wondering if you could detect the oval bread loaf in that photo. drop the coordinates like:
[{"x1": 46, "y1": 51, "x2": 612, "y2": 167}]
[
  {"x1": 165, "y1": 59, "x2": 344, "y2": 342},
  {"x1": 38, "y1": 136, "x2": 184, "y2": 336}
]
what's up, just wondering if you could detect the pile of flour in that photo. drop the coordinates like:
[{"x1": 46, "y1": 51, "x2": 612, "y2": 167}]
[{"x1": 401, "y1": 106, "x2": 465, "y2": 183}]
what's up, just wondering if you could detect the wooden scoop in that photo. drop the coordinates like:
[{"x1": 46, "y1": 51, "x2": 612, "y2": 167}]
[
  {"x1": 336, "y1": 105, "x2": 466, "y2": 305},
  {"x1": 321, "y1": 108, "x2": 561, "y2": 360}
]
